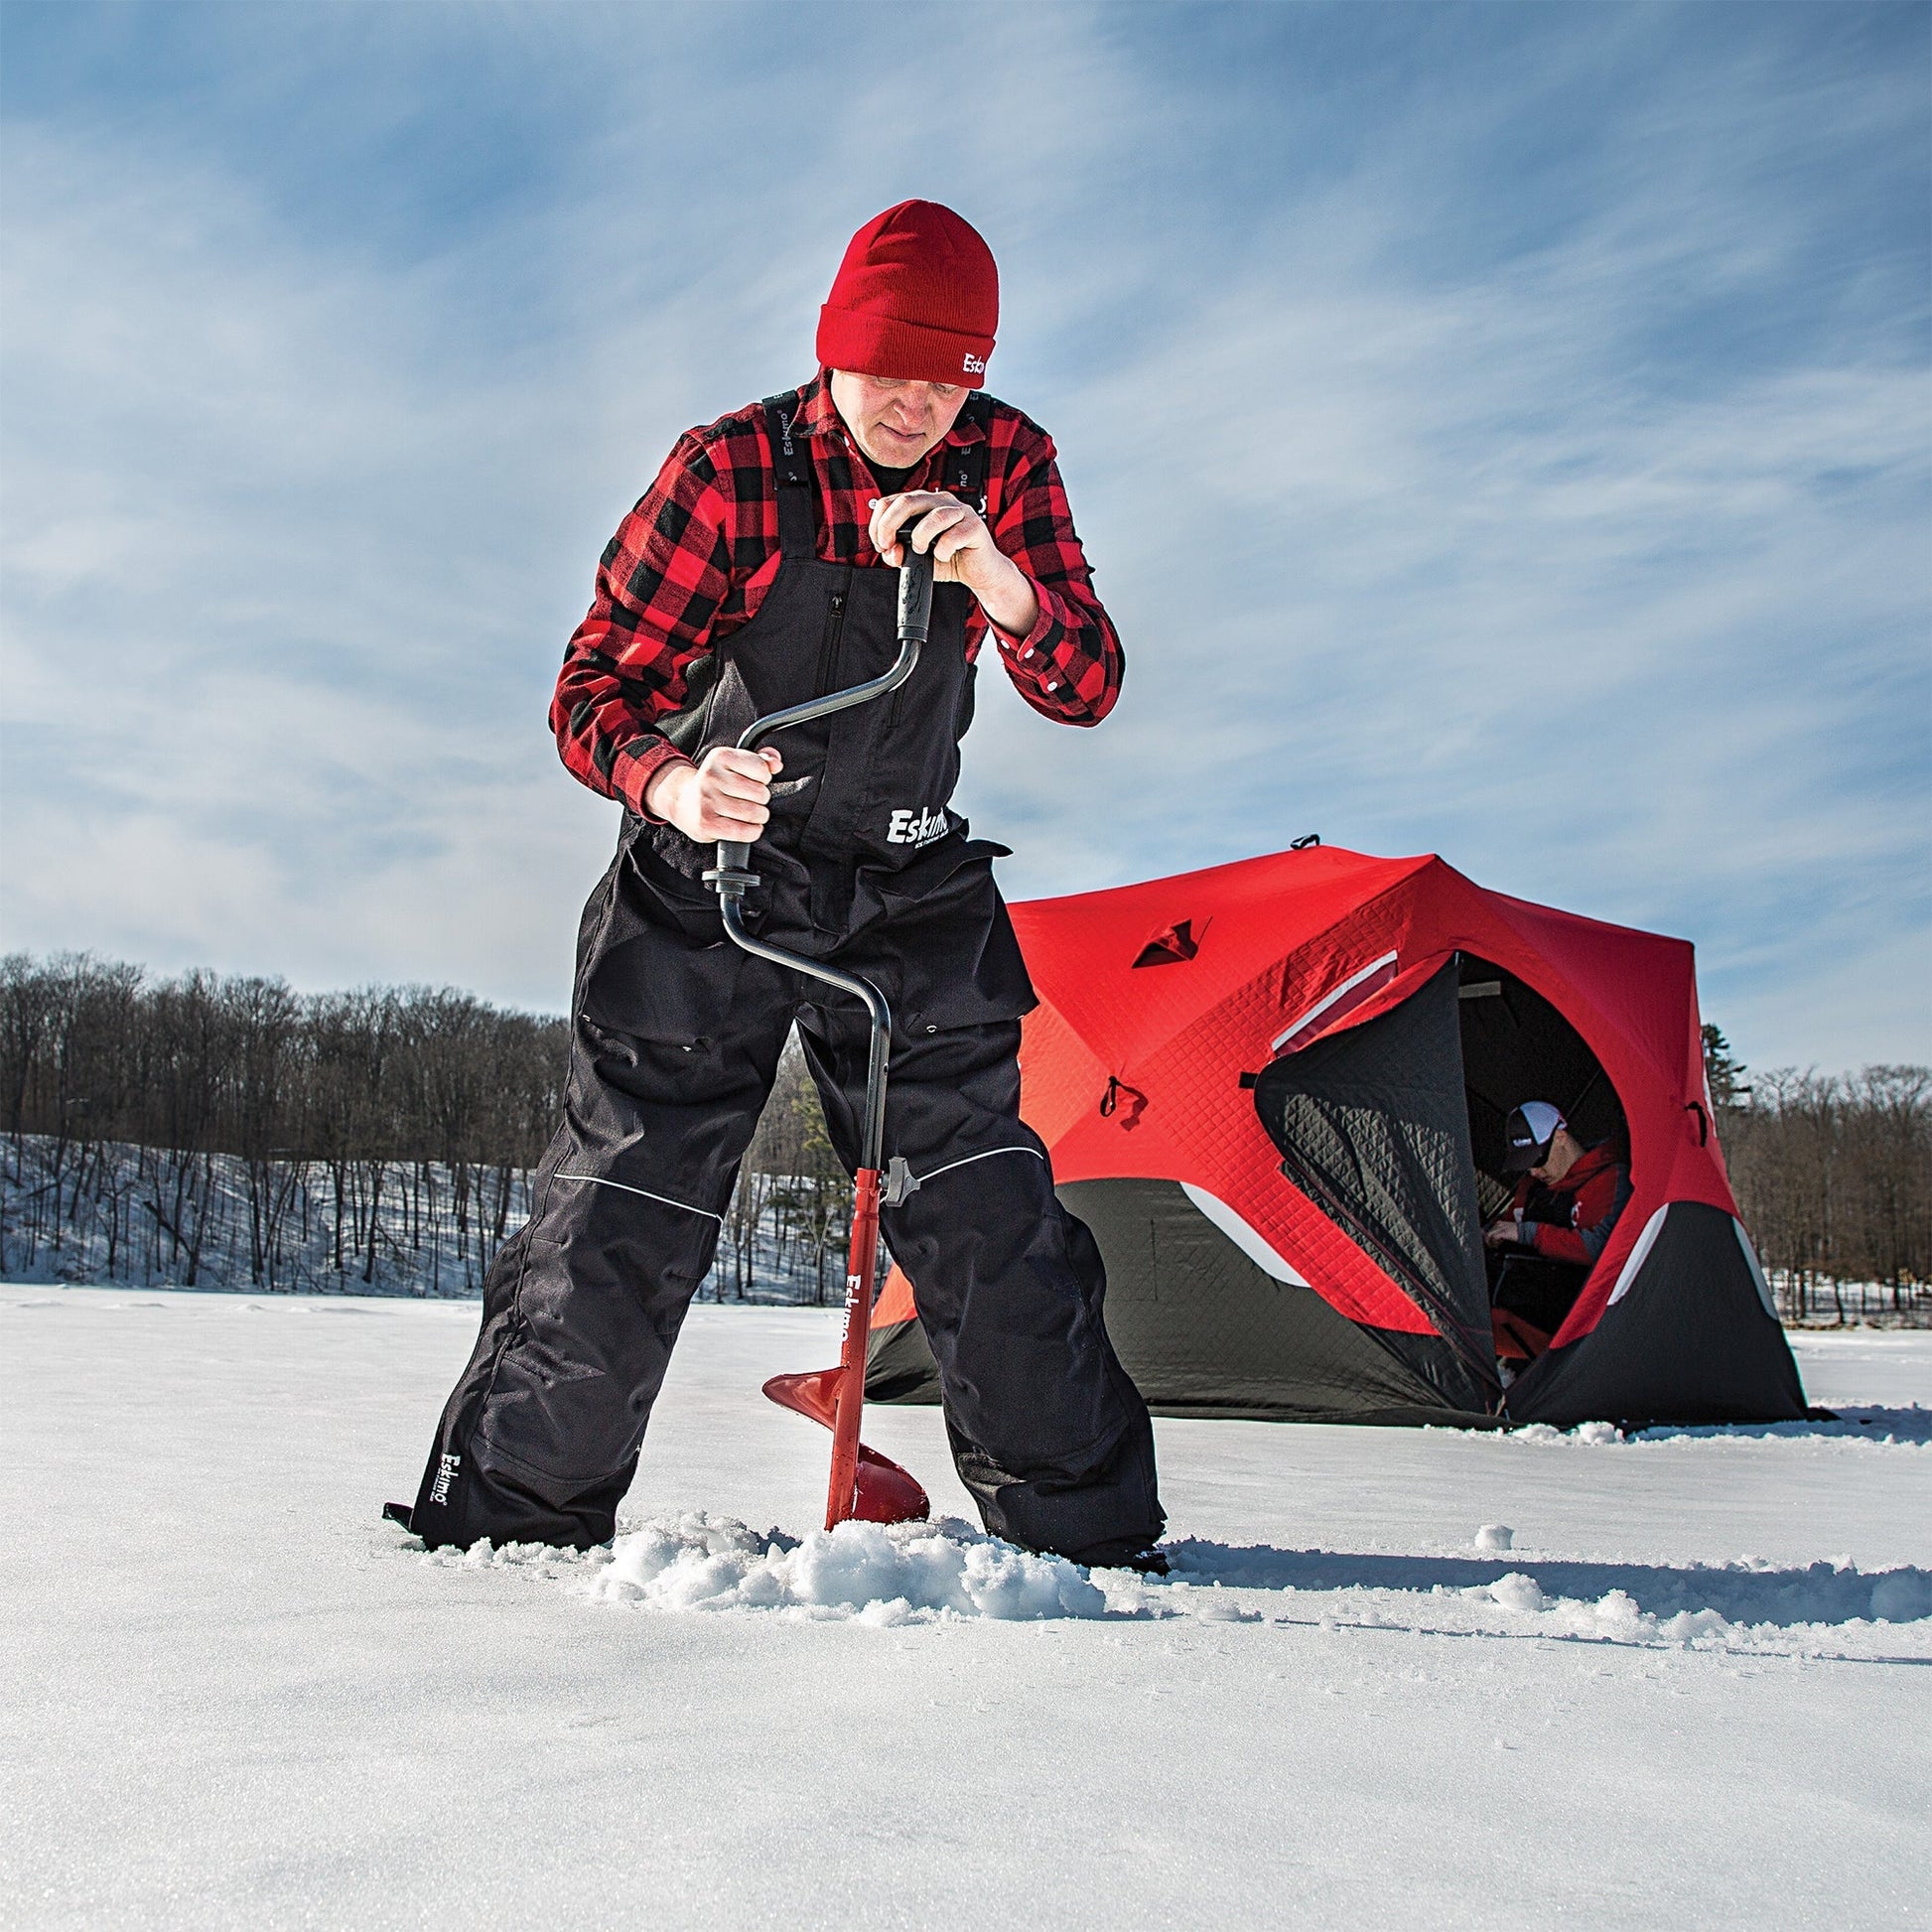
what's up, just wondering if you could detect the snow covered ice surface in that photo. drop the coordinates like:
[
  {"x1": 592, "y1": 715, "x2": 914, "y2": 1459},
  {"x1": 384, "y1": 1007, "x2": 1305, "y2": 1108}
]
[{"x1": 4, "y1": 1289, "x2": 1930, "y2": 1931}]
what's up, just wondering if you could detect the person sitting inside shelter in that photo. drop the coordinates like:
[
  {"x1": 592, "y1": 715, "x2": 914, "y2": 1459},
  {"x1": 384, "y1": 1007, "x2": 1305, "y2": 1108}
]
[{"x1": 1484, "y1": 1100, "x2": 1632, "y2": 1364}]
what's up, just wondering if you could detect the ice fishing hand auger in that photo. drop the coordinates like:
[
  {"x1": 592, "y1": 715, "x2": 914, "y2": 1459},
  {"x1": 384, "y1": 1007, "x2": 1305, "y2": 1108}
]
[{"x1": 703, "y1": 529, "x2": 934, "y2": 1531}]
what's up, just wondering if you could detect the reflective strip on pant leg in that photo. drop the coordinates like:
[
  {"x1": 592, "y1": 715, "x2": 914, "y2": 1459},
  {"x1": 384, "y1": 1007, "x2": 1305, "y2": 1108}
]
[
  {"x1": 553, "y1": 1173, "x2": 724, "y2": 1224},
  {"x1": 908, "y1": 1146, "x2": 1043, "y2": 1190}
]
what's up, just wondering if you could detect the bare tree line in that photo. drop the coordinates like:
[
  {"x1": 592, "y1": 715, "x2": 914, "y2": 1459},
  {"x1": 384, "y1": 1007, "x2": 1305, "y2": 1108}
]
[
  {"x1": 6, "y1": 956, "x2": 1921, "y2": 1321},
  {"x1": 1, "y1": 952, "x2": 570, "y2": 1291},
  {"x1": 724, "y1": 1045, "x2": 858, "y2": 1304},
  {"x1": 0, "y1": 951, "x2": 858, "y2": 1300},
  {"x1": 1707, "y1": 1029, "x2": 1931, "y2": 1323}
]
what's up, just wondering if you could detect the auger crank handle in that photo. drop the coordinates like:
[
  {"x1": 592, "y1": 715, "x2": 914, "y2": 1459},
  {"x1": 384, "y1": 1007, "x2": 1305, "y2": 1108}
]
[{"x1": 706, "y1": 523, "x2": 932, "y2": 903}]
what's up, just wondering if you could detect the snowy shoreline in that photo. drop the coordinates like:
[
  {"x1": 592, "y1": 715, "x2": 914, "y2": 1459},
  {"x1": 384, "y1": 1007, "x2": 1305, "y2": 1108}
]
[{"x1": 0, "y1": 1131, "x2": 846, "y2": 1305}]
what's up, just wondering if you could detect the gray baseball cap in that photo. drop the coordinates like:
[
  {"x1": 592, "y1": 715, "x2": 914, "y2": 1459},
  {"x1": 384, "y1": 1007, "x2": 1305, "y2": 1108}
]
[{"x1": 1503, "y1": 1101, "x2": 1566, "y2": 1173}]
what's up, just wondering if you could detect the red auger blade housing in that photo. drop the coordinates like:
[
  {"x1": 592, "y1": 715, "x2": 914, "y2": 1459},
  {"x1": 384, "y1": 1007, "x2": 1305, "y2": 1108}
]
[{"x1": 763, "y1": 1167, "x2": 928, "y2": 1528}]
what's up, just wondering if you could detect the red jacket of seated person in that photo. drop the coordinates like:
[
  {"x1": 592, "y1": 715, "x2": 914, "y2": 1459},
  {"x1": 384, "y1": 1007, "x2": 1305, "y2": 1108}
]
[{"x1": 1512, "y1": 1142, "x2": 1633, "y2": 1268}]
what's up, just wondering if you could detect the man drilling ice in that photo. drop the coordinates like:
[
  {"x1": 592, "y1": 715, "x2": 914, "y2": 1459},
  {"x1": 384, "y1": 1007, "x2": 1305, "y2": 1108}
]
[{"x1": 401, "y1": 201, "x2": 1166, "y2": 1570}]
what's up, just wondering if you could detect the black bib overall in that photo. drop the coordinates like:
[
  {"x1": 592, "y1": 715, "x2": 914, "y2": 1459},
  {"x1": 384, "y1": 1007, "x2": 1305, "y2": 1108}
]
[{"x1": 408, "y1": 398, "x2": 1162, "y2": 1562}]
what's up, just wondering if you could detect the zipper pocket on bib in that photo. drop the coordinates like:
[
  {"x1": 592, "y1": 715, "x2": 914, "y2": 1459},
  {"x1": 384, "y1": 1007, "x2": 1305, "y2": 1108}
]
[
  {"x1": 814, "y1": 589, "x2": 848, "y2": 695},
  {"x1": 887, "y1": 649, "x2": 914, "y2": 731}
]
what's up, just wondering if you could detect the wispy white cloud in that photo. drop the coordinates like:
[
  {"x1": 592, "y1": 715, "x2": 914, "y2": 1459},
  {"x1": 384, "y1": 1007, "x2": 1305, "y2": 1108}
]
[
  {"x1": 1, "y1": 2, "x2": 1925, "y2": 1072},
  {"x1": 953, "y1": 21, "x2": 1930, "y2": 1068}
]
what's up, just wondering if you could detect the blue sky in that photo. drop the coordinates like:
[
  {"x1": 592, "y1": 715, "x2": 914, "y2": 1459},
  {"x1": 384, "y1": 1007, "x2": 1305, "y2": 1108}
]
[{"x1": 2, "y1": 0, "x2": 1926, "y2": 1071}]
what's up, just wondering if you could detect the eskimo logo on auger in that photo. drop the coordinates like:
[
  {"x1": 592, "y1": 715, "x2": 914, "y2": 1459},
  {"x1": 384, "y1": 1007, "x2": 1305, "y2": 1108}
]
[
  {"x1": 888, "y1": 806, "x2": 949, "y2": 848},
  {"x1": 429, "y1": 1452, "x2": 460, "y2": 1506}
]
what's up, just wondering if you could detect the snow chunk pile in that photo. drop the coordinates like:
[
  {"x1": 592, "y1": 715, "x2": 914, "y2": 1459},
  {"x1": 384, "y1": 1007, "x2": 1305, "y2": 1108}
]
[
  {"x1": 1480, "y1": 1573, "x2": 1734, "y2": 1643},
  {"x1": 578, "y1": 1511, "x2": 1108, "y2": 1623},
  {"x1": 1503, "y1": 1421, "x2": 1625, "y2": 1447}
]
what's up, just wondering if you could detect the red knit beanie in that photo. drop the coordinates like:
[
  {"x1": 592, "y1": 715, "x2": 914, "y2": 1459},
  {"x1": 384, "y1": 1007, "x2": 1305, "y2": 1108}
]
[{"x1": 816, "y1": 201, "x2": 999, "y2": 387}]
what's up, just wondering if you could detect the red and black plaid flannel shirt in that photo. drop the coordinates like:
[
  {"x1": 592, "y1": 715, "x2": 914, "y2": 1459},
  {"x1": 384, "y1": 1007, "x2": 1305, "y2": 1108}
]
[{"x1": 552, "y1": 371, "x2": 1124, "y2": 817}]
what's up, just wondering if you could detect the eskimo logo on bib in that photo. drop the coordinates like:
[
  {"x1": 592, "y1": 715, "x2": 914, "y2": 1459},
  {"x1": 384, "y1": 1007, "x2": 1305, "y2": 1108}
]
[{"x1": 888, "y1": 806, "x2": 950, "y2": 848}]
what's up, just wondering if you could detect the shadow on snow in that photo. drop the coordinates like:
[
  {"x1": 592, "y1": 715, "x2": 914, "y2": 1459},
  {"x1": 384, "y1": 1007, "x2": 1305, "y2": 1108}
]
[
  {"x1": 1164, "y1": 1542, "x2": 1932, "y2": 1629},
  {"x1": 1629, "y1": 1404, "x2": 1932, "y2": 1445}
]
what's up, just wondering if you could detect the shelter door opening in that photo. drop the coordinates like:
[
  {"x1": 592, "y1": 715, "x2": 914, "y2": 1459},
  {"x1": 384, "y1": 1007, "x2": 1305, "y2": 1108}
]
[{"x1": 1456, "y1": 956, "x2": 1629, "y2": 1367}]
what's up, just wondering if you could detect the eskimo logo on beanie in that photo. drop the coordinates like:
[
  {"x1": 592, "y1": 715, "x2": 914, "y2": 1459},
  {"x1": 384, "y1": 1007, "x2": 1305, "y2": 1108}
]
[{"x1": 817, "y1": 201, "x2": 999, "y2": 388}]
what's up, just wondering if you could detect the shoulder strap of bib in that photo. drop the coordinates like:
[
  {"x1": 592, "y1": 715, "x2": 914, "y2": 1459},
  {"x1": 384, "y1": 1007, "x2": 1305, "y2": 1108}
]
[
  {"x1": 762, "y1": 393, "x2": 815, "y2": 560},
  {"x1": 938, "y1": 393, "x2": 994, "y2": 513}
]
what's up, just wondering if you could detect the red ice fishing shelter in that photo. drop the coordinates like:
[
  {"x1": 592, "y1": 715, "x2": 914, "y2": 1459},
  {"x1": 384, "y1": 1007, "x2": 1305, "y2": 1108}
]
[{"x1": 868, "y1": 844, "x2": 1808, "y2": 1429}]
